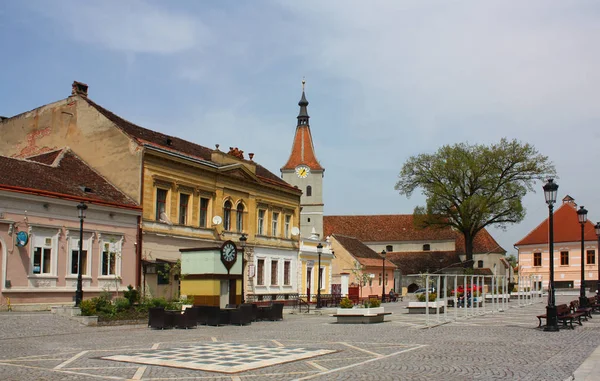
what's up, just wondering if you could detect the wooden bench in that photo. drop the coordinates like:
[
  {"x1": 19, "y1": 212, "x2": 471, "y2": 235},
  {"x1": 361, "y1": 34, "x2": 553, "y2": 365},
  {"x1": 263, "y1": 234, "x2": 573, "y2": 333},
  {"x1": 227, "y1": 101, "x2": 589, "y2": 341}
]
[
  {"x1": 537, "y1": 304, "x2": 583, "y2": 329},
  {"x1": 588, "y1": 297, "x2": 600, "y2": 313},
  {"x1": 570, "y1": 300, "x2": 592, "y2": 320}
]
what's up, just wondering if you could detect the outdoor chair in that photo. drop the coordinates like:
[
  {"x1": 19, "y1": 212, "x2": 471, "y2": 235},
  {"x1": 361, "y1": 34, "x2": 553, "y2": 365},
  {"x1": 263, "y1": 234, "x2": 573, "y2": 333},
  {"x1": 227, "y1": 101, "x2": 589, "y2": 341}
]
[
  {"x1": 229, "y1": 304, "x2": 252, "y2": 326},
  {"x1": 226, "y1": 303, "x2": 238, "y2": 309},
  {"x1": 148, "y1": 307, "x2": 170, "y2": 329},
  {"x1": 175, "y1": 307, "x2": 197, "y2": 329},
  {"x1": 242, "y1": 303, "x2": 258, "y2": 322},
  {"x1": 195, "y1": 305, "x2": 209, "y2": 325},
  {"x1": 268, "y1": 302, "x2": 284, "y2": 321},
  {"x1": 206, "y1": 306, "x2": 229, "y2": 326}
]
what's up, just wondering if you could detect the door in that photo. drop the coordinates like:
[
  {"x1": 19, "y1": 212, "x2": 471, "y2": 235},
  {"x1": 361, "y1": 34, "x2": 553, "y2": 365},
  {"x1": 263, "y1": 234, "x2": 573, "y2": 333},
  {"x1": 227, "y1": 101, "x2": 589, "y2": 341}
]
[
  {"x1": 306, "y1": 267, "x2": 312, "y2": 298},
  {"x1": 220, "y1": 280, "x2": 229, "y2": 308},
  {"x1": 229, "y1": 279, "x2": 237, "y2": 305}
]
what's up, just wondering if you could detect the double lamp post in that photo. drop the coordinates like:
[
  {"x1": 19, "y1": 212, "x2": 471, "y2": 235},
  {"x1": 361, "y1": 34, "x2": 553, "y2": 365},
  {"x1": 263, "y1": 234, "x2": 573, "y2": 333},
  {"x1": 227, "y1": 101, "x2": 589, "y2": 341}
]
[{"x1": 543, "y1": 179, "x2": 595, "y2": 331}]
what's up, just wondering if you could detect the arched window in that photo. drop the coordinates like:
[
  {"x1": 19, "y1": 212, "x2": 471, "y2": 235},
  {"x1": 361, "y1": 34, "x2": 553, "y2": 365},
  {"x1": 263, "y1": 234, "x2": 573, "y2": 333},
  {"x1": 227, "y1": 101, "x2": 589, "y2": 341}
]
[
  {"x1": 306, "y1": 185, "x2": 312, "y2": 197},
  {"x1": 236, "y1": 203, "x2": 244, "y2": 232},
  {"x1": 223, "y1": 200, "x2": 232, "y2": 231}
]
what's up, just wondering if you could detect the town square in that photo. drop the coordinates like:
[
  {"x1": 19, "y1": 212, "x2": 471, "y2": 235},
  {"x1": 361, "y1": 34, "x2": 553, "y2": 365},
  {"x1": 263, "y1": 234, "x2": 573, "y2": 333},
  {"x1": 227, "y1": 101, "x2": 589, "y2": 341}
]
[{"x1": 1, "y1": 1, "x2": 600, "y2": 380}]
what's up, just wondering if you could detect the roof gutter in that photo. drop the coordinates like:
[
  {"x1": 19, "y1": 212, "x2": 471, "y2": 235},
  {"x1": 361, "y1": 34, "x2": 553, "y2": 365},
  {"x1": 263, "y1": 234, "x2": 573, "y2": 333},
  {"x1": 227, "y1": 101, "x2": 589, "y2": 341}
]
[{"x1": 143, "y1": 144, "x2": 218, "y2": 168}]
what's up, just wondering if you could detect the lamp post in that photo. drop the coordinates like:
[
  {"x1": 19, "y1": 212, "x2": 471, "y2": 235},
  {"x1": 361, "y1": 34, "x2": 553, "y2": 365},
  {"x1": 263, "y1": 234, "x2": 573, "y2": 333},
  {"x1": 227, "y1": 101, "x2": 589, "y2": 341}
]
[
  {"x1": 595, "y1": 222, "x2": 600, "y2": 299},
  {"x1": 74, "y1": 202, "x2": 88, "y2": 307},
  {"x1": 543, "y1": 179, "x2": 559, "y2": 331},
  {"x1": 239, "y1": 233, "x2": 247, "y2": 304},
  {"x1": 316, "y1": 243, "x2": 323, "y2": 309},
  {"x1": 381, "y1": 250, "x2": 386, "y2": 302},
  {"x1": 577, "y1": 206, "x2": 589, "y2": 307}
]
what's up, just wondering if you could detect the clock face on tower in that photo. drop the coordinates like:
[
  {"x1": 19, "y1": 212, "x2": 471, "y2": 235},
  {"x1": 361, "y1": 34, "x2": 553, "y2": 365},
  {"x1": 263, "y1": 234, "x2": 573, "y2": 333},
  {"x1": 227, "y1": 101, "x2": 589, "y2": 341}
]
[{"x1": 295, "y1": 165, "x2": 310, "y2": 178}]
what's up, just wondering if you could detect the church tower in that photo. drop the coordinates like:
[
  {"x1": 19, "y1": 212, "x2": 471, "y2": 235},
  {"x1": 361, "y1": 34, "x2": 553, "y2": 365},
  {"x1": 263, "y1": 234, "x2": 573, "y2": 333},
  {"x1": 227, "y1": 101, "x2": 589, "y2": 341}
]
[{"x1": 281, "y1": 80, "x2": 325, "y2": 240}]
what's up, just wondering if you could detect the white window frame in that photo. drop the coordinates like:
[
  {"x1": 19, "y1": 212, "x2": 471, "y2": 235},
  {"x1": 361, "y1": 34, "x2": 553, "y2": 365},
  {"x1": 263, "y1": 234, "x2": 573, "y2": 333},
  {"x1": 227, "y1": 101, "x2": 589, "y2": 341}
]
[
  {"x1": 99, "y1": 236, "x2": 123, "y2": 278},
  {"x1": 271, "y1": 212, "x2": 279, "y2": 237},
  {"x1": 30, "y1": 228, "x2": 59, "y2": 277},
  {"x1": 271, "y1": 259, "x2": 279, "y2": 286},
  {"x1": 257, "y1": 209, "x2": 265, "y2": 235},
  {"x1": 67, "y1": 233, "x2": 93, "y2": 277},
  {"x1": 284, "y1": 215, "x2": 291, "y2": 238},
  {"x1": 256, "y1": 258, "x2": 265, "y2": 286}
]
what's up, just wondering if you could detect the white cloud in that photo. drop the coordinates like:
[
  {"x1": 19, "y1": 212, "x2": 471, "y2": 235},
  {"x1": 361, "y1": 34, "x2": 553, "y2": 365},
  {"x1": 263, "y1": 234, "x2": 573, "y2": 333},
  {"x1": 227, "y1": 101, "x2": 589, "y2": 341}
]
[{"x1": 31, "y1": 0, "x2": 204, "y2": 54}]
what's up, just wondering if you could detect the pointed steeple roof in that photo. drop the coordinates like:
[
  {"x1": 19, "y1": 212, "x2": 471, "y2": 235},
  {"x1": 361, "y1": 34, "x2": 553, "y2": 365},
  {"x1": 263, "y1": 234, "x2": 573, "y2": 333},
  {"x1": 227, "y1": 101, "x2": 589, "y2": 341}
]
[{"x1": 281, "y1": 80, "x2": 324, "y2": 171}]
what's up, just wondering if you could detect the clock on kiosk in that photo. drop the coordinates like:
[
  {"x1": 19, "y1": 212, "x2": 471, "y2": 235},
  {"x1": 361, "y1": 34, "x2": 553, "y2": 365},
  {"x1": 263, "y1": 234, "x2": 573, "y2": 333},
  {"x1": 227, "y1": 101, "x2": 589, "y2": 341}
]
[{"x1": 220, "y1": 240, "x2": 238, "y2": 273}]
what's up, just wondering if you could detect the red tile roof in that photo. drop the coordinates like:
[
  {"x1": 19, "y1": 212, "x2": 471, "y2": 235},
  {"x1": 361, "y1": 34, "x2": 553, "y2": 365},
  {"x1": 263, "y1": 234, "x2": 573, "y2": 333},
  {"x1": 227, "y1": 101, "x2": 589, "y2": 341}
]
[
  {"x1": 324, "y1": 215, "x2": 457, "y2": 242},
  {"x1": 0, "y1": 149, "x2": 139, "y2": 209},
  {"x1": 514, "y1": 202, "x2": 597, "y2": 246},
  {"x1": 82, "y1": 97, "x2": 293, "y2": 189},
  {"x1": 333, "y1": 234, "x2": 396, "y2": 268},
  {"x1": 455, "y1": 229, "x2": 506, "y2": 255},
  {"x1": 281, "y1": 126, "x2": 323, "y2": 171},
  {"x1": 386, "y1": 251, "x2": 461, "y2": 274},
  {"x1": 325, "y1": 214, "x2": 506, "y2": 255}
]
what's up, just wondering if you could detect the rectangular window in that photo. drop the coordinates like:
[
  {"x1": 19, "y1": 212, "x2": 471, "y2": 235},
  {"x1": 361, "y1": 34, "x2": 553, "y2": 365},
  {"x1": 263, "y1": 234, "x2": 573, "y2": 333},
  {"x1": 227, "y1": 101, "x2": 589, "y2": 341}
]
[
  {"x1": 257, "y1": 210, "x2": 265, "y2": 235},
  {"x1": 156, "y1": 189, "x2": 167, "y2": 221},
  {"x1": 379, "y1": 272, "x2": 382, "y2": 286},
  {"x1": 284, "y1": 215, "x2": 291, "y2": 238},
  {"x1": 533, "y1": 252, "x2": 542, "y2": 267},
  {"x1": 70, "y1": 249, "x2": 88, "y2": 275},
  {"x1": 257, "y1": 259, "x2": 265, "y2": 285},
  {"x1": 101, "y1": 243, "x2": 116, "y2": 276},
  {"x1": 179, "y1": 194, "x2": 189, "y2": 225},
  {"x1": 271, "y1": 260, "x2": 278, "y2": 285},
  {"x1": 284, "y1": 261, "x2": 291, "y2": 285},
  {"x1": 157, "y1": 264, "x2": 170, "y2": 285},
  {"x1": 272, "y1": 212, "x2": 279, "y2": 236},
  {"x1": 199, "y1": 198, "x2": 209, "y2": 228},
  {"x1": 560, "y1": 251, "x2": 569, "y2": 266},
  {"x1": 319, "y1": 267, "x2": 324, "y2": 289},
  {"x1": 587, "y1": 249, "x2": 595, "y2": 265},
  {"x1": 33, "y1": 247, "x2": 52, "y2": 274}
]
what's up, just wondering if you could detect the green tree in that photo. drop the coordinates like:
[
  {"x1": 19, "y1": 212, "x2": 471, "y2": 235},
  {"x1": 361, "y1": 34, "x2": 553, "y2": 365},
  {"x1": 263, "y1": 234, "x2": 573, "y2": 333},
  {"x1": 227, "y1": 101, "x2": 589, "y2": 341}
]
[{"x1": 395, "y1": 138, "x2": 555, "y2": 264}]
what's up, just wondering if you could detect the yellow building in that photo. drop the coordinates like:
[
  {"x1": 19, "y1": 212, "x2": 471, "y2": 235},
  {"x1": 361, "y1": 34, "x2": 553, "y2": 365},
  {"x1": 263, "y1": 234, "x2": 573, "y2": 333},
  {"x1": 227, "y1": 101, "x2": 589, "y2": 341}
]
[{"x1": 0, "y1": 81, "x2": 302, "y2": 303}]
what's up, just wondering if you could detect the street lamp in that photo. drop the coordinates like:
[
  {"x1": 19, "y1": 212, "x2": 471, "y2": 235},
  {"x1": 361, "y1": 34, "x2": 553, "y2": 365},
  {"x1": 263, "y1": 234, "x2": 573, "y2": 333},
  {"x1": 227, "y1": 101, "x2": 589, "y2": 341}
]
[
  {"x1": 316, "y1": 243, "x2": 323, "y2": 309},
  {"x1": 381, "y1": 250, "x2": 386, "y2": 302},
  {"x1": 239, "y1": 233, "x2": 247, "y2": 304},
  {"x1": 577, "y1": 206, "x2": 589, "y2": 307},
  {"x1": 74, "y1": 202, "x2": 88, "y2": 307},
  {"x1": 543, "y1": 179, "x2": 559, "y2": 331},
  {"x1": 595, "y1": 222, "x2": 600, "y2": 299}
]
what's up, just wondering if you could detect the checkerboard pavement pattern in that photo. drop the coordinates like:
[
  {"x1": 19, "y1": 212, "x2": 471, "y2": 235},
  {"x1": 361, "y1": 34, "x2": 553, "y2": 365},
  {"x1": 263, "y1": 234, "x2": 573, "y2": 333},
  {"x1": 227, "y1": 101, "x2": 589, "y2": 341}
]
[{"x1": 103, "y1": 342, "x2": 336, "y2": 373}]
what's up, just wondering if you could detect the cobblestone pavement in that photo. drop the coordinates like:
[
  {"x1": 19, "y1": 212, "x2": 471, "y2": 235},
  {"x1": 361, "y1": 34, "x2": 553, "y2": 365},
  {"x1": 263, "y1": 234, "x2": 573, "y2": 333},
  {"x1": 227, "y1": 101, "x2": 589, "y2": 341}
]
[{"x1": 0, "y1": 296, "x2": 598, "y2": 380}]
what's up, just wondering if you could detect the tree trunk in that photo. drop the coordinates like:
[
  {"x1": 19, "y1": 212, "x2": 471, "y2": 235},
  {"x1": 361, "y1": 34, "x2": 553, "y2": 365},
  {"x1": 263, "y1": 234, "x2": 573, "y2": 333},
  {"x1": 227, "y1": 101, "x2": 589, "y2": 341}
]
[{"x1": 464, "y1": 231, "x2": 474, "y2": 264}]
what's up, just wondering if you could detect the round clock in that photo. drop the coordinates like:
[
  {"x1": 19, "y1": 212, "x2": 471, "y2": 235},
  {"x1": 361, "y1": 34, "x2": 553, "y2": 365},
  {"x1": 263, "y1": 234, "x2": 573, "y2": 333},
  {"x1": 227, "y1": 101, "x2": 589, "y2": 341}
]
[
  {"x1": 295, "y1": 165, "x2": 310, "y2": 178},
  {"x1": 221, "y1": 240, "x2": 237, "y2": 263}
]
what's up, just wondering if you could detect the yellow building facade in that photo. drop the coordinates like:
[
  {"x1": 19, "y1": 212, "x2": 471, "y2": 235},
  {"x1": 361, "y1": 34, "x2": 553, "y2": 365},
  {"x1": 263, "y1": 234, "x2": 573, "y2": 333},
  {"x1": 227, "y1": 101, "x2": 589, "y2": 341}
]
[{"x1": 0, "y1": 81, "x2": 302, "y2": 303}]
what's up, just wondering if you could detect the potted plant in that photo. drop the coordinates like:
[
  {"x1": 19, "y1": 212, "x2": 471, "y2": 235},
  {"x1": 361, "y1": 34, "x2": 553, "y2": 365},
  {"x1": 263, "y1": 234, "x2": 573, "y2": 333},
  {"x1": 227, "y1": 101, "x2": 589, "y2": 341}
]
[
  {"x1": 407, "y1": 292, "x2": 445, "y2": 314},
  {"x1": 334, "y1": 297, "x2": 387, "y2": 323}
]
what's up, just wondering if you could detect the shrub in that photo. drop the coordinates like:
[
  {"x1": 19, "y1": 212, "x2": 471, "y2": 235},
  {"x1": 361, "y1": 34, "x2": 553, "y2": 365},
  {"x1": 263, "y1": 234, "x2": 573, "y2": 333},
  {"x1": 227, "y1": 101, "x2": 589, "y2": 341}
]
[
  {"x1": 123, "y1": 285, "x2": 139, "y2": 306},
  {"x1": 80, "y1": 299, "x2": 96, "y2": 316},
  {"x1": 339, "y1": 297, "x2": 354, "y2": 308},
  {"x1": 114, "y1": 297, "x2": 130, "y2": 312},
  {"x1": 417, "y1": 292, "x2": 437, "y2": 302},
  {"x1": 369, "y1": 298, "x2": 381, "y2": 308}
]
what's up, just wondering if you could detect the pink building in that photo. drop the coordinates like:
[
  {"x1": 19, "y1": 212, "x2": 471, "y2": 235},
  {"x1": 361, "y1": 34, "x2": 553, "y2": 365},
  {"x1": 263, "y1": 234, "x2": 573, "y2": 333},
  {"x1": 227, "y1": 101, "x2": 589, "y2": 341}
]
[
  {"x1": 0, "y1": 149, "x2": 141, "y2": 310},
  {"x1": 515, "y1": 196, "x2": 598, "y2": 291}
]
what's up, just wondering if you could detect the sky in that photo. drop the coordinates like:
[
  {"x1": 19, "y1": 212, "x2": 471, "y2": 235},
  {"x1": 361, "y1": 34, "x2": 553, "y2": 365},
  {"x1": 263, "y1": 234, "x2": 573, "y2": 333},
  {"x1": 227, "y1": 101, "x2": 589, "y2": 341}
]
[{"x1": 2, "y1": 0, "x2": 600, "y2": 256}]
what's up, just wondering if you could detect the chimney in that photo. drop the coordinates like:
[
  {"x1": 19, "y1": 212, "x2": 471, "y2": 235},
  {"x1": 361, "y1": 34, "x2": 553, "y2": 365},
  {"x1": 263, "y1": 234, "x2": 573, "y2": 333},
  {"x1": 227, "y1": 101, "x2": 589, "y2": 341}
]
[
  {"x1": 71, "y1": 81, "x2": 89, "y2": 97},
  {"x1": 249, "y1": 153, "x2": 254, "y2": 161},
  {"x1": 562, "y1": 195, "x2": 576, "y2": 207}
]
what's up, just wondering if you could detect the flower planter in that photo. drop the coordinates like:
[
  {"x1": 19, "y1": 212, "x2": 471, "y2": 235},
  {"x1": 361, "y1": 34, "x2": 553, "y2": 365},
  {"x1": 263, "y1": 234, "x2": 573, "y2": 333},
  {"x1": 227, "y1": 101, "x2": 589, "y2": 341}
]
[
  {"x1": 407, "y1": 301, "x2": 445, "y2": 314},
  {"x1": 333, "y1": 307, "x2": 388, "y2": 324}
]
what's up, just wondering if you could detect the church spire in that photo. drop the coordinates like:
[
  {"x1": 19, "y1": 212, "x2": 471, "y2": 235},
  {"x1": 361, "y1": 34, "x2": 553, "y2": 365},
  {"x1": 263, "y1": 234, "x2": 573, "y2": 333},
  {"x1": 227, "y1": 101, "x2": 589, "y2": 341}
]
[{"x1": 297, "y1": 78, "x2": 310, "y2": 126}]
